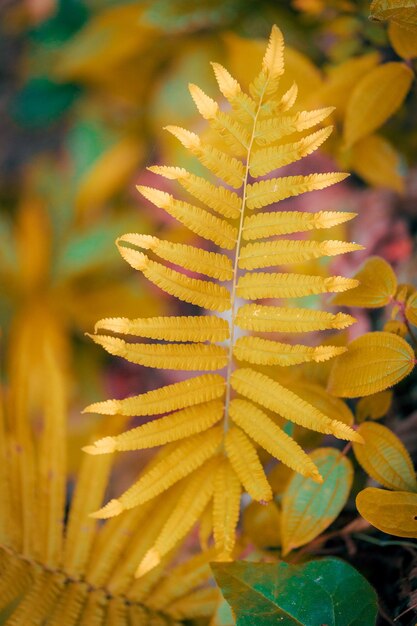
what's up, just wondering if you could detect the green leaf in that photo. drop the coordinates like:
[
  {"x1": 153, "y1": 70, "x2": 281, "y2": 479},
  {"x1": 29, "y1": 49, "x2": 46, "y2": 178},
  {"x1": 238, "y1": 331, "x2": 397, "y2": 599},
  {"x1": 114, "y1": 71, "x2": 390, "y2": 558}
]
[
  {"x1": 281, "y1": 448, "x2": 353, "y2": 555},
  {"x1": 212, "y1": 557, "x2": 378, "y2": 626},
  {"x1": 10, "y1": 78, "x2": 80, "y2": 128}
]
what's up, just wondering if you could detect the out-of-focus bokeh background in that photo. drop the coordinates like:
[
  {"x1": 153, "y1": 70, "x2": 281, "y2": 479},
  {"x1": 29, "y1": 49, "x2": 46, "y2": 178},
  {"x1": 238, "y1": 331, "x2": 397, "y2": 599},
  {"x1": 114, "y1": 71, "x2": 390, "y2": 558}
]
[{"x1": 0, "y1": 1, "x2": 417, "y2": 621}]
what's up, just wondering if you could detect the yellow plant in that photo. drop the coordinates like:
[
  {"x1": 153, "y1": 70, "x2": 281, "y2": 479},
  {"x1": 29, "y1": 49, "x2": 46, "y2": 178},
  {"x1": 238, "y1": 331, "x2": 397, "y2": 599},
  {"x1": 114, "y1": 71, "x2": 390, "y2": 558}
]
[{"x1": 84, "y1": 25, "x2": 366, "y2": 576}]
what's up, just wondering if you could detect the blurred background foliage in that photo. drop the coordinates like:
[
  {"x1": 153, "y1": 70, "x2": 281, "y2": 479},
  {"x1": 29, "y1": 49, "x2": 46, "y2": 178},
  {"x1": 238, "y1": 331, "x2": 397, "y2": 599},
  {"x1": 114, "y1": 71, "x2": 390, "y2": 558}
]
[{"x1": 0, "y1": 0, "x2": 417, "y2": 623}]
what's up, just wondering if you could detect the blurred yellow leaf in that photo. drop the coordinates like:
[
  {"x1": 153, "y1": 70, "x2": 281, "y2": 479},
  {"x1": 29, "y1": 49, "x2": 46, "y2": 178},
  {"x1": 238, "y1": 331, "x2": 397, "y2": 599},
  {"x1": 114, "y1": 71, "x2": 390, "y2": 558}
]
[
  {"x1": 406, "y1": 292, "x2": 417, "y2": 326},
  {"x1": 370, "y1": 0, "x2": 417, "y2": 28},
  {"x1": 75, "y1": 137, "x2": 143, "y2": 216},
  {"x1": 343, "y1": 62, "x2": 413, "y2": 148},
  {"x1": 242, "y1": 501, "x2": 281, "y2": 549},
  {"x1": 356, "y1": 487, "x2": 417, "y2": 538},
  {"x1": 356, "y1": 390, "x2": 393, "y2": 422},
  {"x1": 383, "y1": 320, "x2": 408, "y2": 337},
  {"x1": 333, "y1": 256, "x2": 397, "y2": 308},
  {"x1": 328, "y1": 332, "x2": 415, "y2": 397},
  {"x1": 281, "y1": 448, "x2": 353, "y2": 555},
  {"x1": 311, "y1": 53, "x2": 380, "y2": 118},
  {"x1": 353, "y1": 422, "x2": 417, "y2": 492},
  {"x1": 388, "y1": 21, "x2": 417, "y2": 59},
  {"x1": 349, "y1": 134, "x2": 404, "y2": 193}
]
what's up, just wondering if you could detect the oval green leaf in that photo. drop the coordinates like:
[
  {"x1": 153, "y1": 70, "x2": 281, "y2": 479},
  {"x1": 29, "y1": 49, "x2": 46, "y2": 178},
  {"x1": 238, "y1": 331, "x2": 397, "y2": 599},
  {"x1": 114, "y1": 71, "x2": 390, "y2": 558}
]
[{"x1": 281, "y1": 448, "x2": 353, "y2": 555}]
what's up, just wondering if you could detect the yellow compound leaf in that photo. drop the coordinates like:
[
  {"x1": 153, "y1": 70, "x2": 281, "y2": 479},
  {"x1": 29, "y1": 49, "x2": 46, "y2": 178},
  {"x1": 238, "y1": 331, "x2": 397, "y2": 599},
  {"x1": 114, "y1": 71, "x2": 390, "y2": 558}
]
[
  {"x1": 234, "y1": 336, "x2": 346, "y2": 366},
  {"x1": 353, "y1": 422, "x2": 417, "y2": 492},
  {"x1": 343, "y1": 62, "x2": 413, "y2": 148},
  {"x1": 224, "y1": 426, "x2": 273, "y2": 502},
  {"x1": 235, "y1": 304, "x2": 355, "y2": 333},
  {"x1": 356, "y1": 487, "x2": 417, "y2": 538},
  {"x1": 328, "y1": 332, "x2": 415, "y2": 397},
  {"x1": 250, "y1": 25, "x2": 284, "y2": 99},
  {"x1": 333, "y1": 256, "x2": 397, "y2": 308},
  {"x1": 281, "y1": 448, "x2": 353, "y2": 555},
  {"x1": 243, "y1": 210, "x2": 357, "y2": 240},
  {"x1": 350, "y1": 134, "x2": 405, "y2": 194},
  {"x1": 406, "y1": 292, "x2": 417, "y2": 326},
  {"x1": 94, "y1": 315, "x2": 230, "y2": 343},
  {"x1": 238, "y1": 239, "x2": 362, "y2": 269},
  {"x1": 388, "y1": 21, "x2": 417, "y2": 59},
  {"x1": 356, "y1": 391, "x2": 393, "y2": 422},
  {"x1": 88, "y1": 334, "x2": 228, "y2": 371}
]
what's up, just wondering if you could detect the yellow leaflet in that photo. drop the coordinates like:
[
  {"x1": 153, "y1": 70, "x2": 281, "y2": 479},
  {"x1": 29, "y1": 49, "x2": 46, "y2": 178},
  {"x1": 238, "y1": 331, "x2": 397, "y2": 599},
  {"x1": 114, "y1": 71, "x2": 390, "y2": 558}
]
[
  {"x1": 166, "y1": 588, "x2": 219, "y2": 620},
  {"x1": 406, "y1": 292, "x2": 417, "y2": 326},
  {"x1": 356, "y1": 487, "x2": 417, "y2": 539},
  {"x1": 148, "y1": 166, "x2": 241, "y2": 219},
  {"x1": 353, "y1": 422, "x2": 417, "y2": 492},
  {"x1": 370, "y1": 0, "x2": 417, "y2": 28},
  {"x1": 213, "y1": 460, "x2": 241, "y2": 560},
  {"x1": 235, "y1": 304, "x2": 355, "y2": 333},
  {"x1": 356, "y1": 391, "x2": 392, "y2": 422},
  {"x1": 234, "y1": 336, "x2": 346, "y2": 366},
  {"x1": 229, "y1": 398, "x2": 322, "y2": 481},
  {"x1": 165, "y1": 125, "x2": 245, "y2": 188},
  {"x1": 388, "y1": 21, "x2": 417, "y2": 59},
  {"x1": 211, "y1": 62, "x2": 256, "y2": 121},
  {"x1": 136, "y1": 460, "x2": 217, "y2": 578},
  {"x1": 225, "y1": 426, "x2": 272, "y2": 502},
  {"x1": 246, "y1": 173, "x2": 349, "y2": 210},
  {"x1": 237, "y1": 271, "x2": 358, "y2": 299},
  {"x1": 136, "y1": 186, "x2": 237, "y2": 249},
  {"x1": 117, "y1": 234, "x2": 233, "y2": 281},
  {"x1": 88, "y1": 334, "x2": 228, "y2": 371},
  {"x1": 343, "y1": 62, "x2": 414, "y2": 147},
  {"x1": 289, "y1": 381, "x2": 354, "y2": 427},
  {"x1": 333, "y1": 256, "x2": 397, "y2": 308},
  {"x1": 254, "y1": 107, "x2": 335, "y2": 146},
  {"x1": 84, "y1": 374, "x2": 225, "y2": 416},
  {"x1": 239, "y1": 239, "x2": 362, "y2": 269},
  {"x1": 243, "y1": 210, "x2": 356, "y2": 240},
  {"x1": 249, "y1": 126, "x2": 333, "y2": 177},
  {"x1": 117, "y1": 252, "x2": 230, "y2": 311},
  {"x1": 94, "y1": 315, "x2": 230, "y2": 343},
  {"x1": 91, "y1": 428, "x2": 223, "y2": 518},
  {"x1": 350, "y1": 134, "x2": 404, "y2": 194},
  {"x1": 230, "y1": 368, "x2": 362, "y2": 442},
  {"x1": 328, "y1": 331, "x2": 415, "y2": 397},
  {"x1": 249, "y1": 25, "x2": 284, "y2": 100},
  {"x1": 275, "y1": 82, "x2": 298, "y2": 113},
  {"x1": 281, "y1": 449, "x2": 353, "y2": 555},
  {"x1": 84, "y1": 401, "x2": 224, "y2": 454}
]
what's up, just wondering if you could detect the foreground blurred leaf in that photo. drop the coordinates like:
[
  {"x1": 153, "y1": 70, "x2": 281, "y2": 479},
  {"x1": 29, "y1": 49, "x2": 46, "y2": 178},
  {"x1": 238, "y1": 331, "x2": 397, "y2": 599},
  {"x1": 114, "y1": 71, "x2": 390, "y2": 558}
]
[
  {"x1": 349, "y1": 134, "x2": 404, "y2": 193},
  {"x1": 281, "y1": 448, "x2": 353, "y2": 555},
  {"x1": 353, "y1": 422, "x2": 417, "y2": 492},
  {"x1": 357, "y1": 487, "x2": 417, "y2": 538},
  {"x1": 388, "y1": 21, "x2": 417, "y2": 59},
  {"x1": 333, "y1": 257, "x2": 397, "y2": 308},
  {"x1": 242, "y1": 501, "x2": 281, "y2": 550},
  {"x1": 343, "y1": 62, "x2": 413, "y2": 147},
  {"x1": 212, "y1": 558, "x2": 378, "y2": 625},
  {"x1": 328, "y1": 332, "x2": 415, "y2": 397}
]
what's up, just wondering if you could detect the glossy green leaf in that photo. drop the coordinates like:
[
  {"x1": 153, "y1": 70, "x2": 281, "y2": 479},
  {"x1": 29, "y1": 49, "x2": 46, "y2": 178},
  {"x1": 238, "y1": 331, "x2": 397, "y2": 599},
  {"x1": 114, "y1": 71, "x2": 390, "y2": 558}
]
[
  {"x1": 281, "y1": 448, "x2": 353, "y2": 555},
  {"x1": 212, "y1": 557, "x2": 378, "y2": 626}
]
